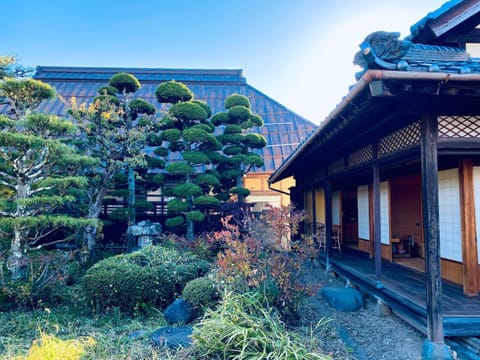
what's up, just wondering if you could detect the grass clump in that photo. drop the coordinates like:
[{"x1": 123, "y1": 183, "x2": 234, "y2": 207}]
[
  {"x1": 23, "y1": 329, "x2": 94, "y2": 360},
  {"x1": 191, "y1": 291, "x2": 331, "y2": 360}
]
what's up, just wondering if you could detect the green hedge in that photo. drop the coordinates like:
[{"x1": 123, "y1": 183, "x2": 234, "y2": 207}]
[{"x1": 81, "y1": 245, "x2": 211, "y2": 314}]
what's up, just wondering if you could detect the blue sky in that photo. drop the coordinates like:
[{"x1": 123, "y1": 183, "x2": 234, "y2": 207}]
[{"x1": 3, "y1": 0, "x2": 444, "y2": 124}]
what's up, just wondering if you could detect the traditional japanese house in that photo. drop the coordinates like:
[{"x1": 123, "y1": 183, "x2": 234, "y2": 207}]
[
  {"x1": 269, "y1": 0, "x2": 480, "y2": 354},
  {"x1": 1, "y1": 67, "x2": 315, "y2": 214}
]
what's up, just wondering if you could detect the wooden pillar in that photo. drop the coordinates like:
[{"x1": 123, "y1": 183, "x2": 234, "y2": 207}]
[
  {"x1": 373, "y1": 164, "x2": 382, "y2": 283},
  {"x1": 325, "y1": 180, "x2": 332, "y2": 270},
  {"x1": 420, "y1": 112, "x2": 444, "y2": 344},
  {"x1": 459, "y1": 159, "x2": 479, "y2": 296},
  {"x1": 312, "y1": 184, "x2": 317, "y2": 235}
]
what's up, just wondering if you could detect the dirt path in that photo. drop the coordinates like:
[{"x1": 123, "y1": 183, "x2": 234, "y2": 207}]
[{"x1": 299, "y1": 261, "x2": 425, "y2": 360}]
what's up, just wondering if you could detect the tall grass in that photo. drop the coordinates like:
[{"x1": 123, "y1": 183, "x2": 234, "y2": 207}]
[{"x1": 192, "y1": 291, "x2": 332, "y2": 360}]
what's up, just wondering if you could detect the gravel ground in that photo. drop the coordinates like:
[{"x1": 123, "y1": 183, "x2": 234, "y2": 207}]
[{"x1": 298, "y1": 260, "x2": 426, "y2": 360}]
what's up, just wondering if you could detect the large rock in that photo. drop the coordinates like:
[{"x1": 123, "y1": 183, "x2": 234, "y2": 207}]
[
  {"x1": 321, "y1": 287, "x2": 363, "y2": 312},
  {"x1": 163, "y1": 299, "x2": 195, "y2": 325},
  {"x1": 151, "y1": 325, "x2": 193, "y2": 349}
]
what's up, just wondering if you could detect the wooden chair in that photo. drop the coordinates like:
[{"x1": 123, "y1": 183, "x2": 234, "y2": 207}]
[
  {"x1": 315, "y1": 223, "x2": 326, "y2": 251},
  {"x1": 332, "y1": 224, "x2": 342, "y2": 252}
]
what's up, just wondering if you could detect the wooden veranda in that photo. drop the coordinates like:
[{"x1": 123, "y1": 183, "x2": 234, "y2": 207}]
[{"x1": 318, "y1": 249, "x2": 480, "y2": 337}]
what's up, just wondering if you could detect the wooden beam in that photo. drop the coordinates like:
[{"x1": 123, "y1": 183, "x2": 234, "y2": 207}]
[
  {"x1": 444, "y1": 28, "x2": 480, "y2": 44},
  {"x1": 373, "y1": 164, "x2": 382, "y2": 282},
  {"x1": 420, "y1": 112, "x2": 445, "y2": 344},
  {"x1": 459, "y1": 159, "x2": 479, "y2": 296}
]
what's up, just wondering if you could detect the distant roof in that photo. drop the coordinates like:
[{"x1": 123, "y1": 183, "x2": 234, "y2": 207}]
[{"x1": 3, "y1": 66, "x2": 316, "y2": 174}]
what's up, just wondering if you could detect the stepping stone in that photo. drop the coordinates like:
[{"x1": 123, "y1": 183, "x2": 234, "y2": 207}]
[
  {"x1": 150, "y1": 325, "x2": 193, "y2": 349},
  {"x1": 321, "y1": 287, "x2": 363, "y2": 312}
]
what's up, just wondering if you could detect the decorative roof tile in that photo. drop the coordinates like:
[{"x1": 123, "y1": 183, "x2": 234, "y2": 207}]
[{"x1": 354, "y1": 31, "x2": 480, "y2": 79}]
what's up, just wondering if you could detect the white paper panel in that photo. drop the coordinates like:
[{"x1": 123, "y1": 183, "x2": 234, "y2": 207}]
[
  {"x1": 380, "y1": 181, "x2": 390, "y2": 245},
  {"x1": 438, "y1": 169, "x2": 462, "y2": 262},
  {"x1": 357, "y1": 185, "x2": 370, "y2": 240},
  {"x1": 474, "y1": 167, "x2": 480, "y2": 264},
  {"x1": 332, "y1": 190, "x2": 340, "y2": 225}
]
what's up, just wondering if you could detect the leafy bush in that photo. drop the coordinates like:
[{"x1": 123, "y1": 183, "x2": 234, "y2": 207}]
[
  {"x1": 0, "y1": 250, "x2": 79, "y2": 309},
  {"x1": 82, "y1": 257, "x2": 171, "y2": 314},
  {"x1": 182, "y1": 276, "x2": 219, "y2": 311},
  {"x1": 81, "y1": 245, "x2": 211, "y2": 314},
  {"x1": 192, "y1": 291, "x2": 329, "y2": 360},
  {"x1": 214, "y1": 210, "x2": 317, "y2": 320}
]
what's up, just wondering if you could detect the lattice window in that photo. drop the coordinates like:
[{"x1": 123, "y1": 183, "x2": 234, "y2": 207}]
[
  {"x1": 379, "y1": 122, "x2": 420, "y2": 157},
  {"x1": 348, "y1": 145, "x2": 373, "y2": 167},
  {"x1": 328, "y1": 158, "x2": 345, "y2": 175},
  {"x1": 439, "y1": 115, "x2": 480, "y2": 138}
]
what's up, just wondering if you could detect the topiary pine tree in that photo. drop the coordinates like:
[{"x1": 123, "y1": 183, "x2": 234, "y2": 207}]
[
  {"x1": 0, "y1": 78, "x2": 96, "y2": 280},
  {"x1": 212, "y1": 94, "x2": 266, "y2": 204},
  {"x1": 68, "y1": 72, "x2": 155, "y2": 255},
  {"x1": 154, "y1": 80, "x2": 221, "y2": 240}
]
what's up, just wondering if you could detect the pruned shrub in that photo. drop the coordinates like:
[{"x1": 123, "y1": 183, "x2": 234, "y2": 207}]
[
  {"x1": 155, "y1": 80, "x2": 193, "y2": 104},
  {"x1": 170, "y1": 102, "x2": 208, "y2": 122},
  {"x1": 109, "y1": 72, "x2": 140, "y2": 94},
  {"x1": 182, "y1": 276, "x2": 219, "y2": 311},
  {"x1": 81, "y1": 245, "x2": 211, "y2": 314},
  {"x1": 225, "y1": 94, "x2": 251, "y2": 109},
  {"x1": 186, "y1": 210, "x2": 205, "y2": 223},
  {"x1": 165, "y1": 216, "x2": 185, "y2": 229}
]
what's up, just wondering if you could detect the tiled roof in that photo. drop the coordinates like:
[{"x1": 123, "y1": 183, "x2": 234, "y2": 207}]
[
  {"x1": 1, "y1": 66, "x2": 316, "y2": 174},
  {"x1": 353, "y1": 31, "x2": 480, "y2": 79},
  {"x1": 407, "y1": 0, "x2": 464, "y2": 42}
]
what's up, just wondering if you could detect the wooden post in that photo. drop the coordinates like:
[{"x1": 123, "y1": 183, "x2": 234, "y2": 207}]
[
  {"x1": 312, "y1": 184, "x2": 317, "y2": 235},
  {"x1": 373, "y1": 164, "x2": 382, "y2": 284},
  {"x1": 325, "y1": 180, "x2": 332, "y2": 270},
  {"x1": 420, "y1": 112, "x2": 444, "y2": 345},
  {"x1": 459, "y1": 159, "x2": 479, "y2": 296}
]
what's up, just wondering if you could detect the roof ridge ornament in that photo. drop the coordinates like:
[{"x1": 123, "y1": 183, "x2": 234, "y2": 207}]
[{"x1": 353, "y1": 31, "x2": 472, "y2": 80}]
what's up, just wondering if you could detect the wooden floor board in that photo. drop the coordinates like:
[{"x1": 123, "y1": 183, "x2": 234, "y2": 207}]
[{"x1": 318, "y1": 250, "x2": 480, "y2": 336}]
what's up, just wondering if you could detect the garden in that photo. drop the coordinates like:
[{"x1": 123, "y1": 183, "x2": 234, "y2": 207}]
[{"x1": 0, "y1": 58, "x2": 346, "y2": 359}]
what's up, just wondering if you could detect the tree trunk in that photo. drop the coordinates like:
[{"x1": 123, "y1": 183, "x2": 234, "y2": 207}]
[
  {"x1": 8, "y1": 182, "x2": 30, "y2": 280},
  {"x1": 186, "y1": 173, "x2": 194, "y2": 241},
  {"x1": 83, "y1": 183, "x2": 109, "y2": 256},
  {"x1": 236, "y1": 176, "x2": 245, "y2": 204},
  {"x1": 7, "y1": 226, "x2": 27, "y2": 281}
]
